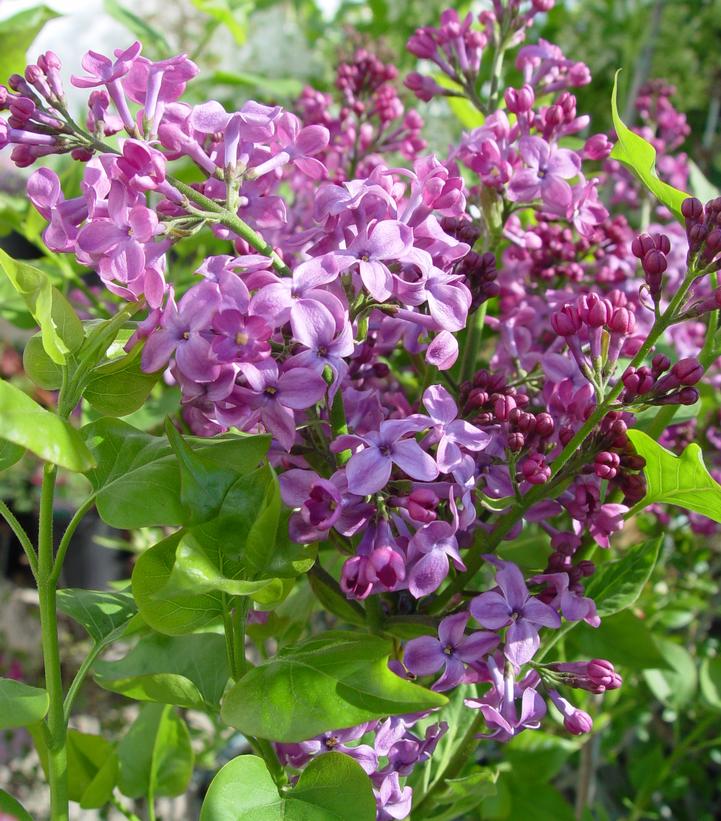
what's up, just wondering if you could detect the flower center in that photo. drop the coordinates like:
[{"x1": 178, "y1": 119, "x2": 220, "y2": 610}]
[
  {"x1": 325, "y1": 736, "x2": 339, "y2": 748},
  {"x1": 443, "y1": 644, "x2": 455, "y2": 656},
  {"x1": 264, "y1": 385, "x2": 278, "y2": 396},
  {"x1": 235, "y1": 331, "x2": 249, "y2": 345}
]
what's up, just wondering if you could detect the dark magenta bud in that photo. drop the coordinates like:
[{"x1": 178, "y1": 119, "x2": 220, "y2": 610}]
[
  {"x1": 493, "y1": 394, "x2": 516, "y2": 421},
  {"x1": 551, "y1": 304, "x2": 581, "y2": 336},
  {"x1": 577, "y1": 560, "x2": 595, "y2": 577},
  {"x1": 682, "y1": 197, "x2": 704, "y2": 222},
  {"x1": 594, "y1": 451, "x2": 620, "y2": 480},
  {"x1": 508, "y1": 432, "x2": 525, "y2": 452},
  {"x1": 519, "y1": 453, "x2": 551, "y2": 484},
  {"x1": 631, "y1": 233, "x2": 655, "y2": 259},
  {"x1": 608, "y1": 306, "x2": 635, "y2": 335},
  {"x1": 671, "y1": 357, "x2": 703, "y2": 386},
  {"x1": 679, "y1": 387, "x2": 700, "y2": 405},
  {"x1": 642, "y1": 249, "x2": 667, "y2": 276},
  {"x1": 535, "y1": 412, "x2": 554, "y2": 437},
  {"x1": 652, "y1": 354, "x2": 671, "y2": 374},
  {"x1": 588, "y1": 659, "x2": 622, "y2": 690}
]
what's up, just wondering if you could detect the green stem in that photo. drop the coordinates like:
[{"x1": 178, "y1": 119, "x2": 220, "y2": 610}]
[
  {"x1": 459, "y1": 301, "x2": 488, "y2": 384},
  {"x1": 232, "y1": 597, "x2": 251, "y2": 678},
  {"x1": 63, "y1": 641, "x2": 105, "y2": 723},
  {"x1": 38, "y1": 463, "x2": 68, "y2": 821},
  {"x1": 0, "y1": 498, "x2": 38, "y2": 578},
  {"x1": 411, "y1": 712, "x2": 485, "y2": 818},
  {"x1": 222, "y1": 597, "x2": 239, "y2": 681},
  {"x1": 248, "y1": 735, "x2": 288, "y2": 787},
  {"x1": 487, "y1": 39, "x2": 507, "y2": 112},
  {"x1": 51, "y1": 496, "x2": 95, "y2": 585},
  {"x1": 431, "y1": 266, "x2": 699, "y2": 613},
  {"x1": 167, "y1": 176, "x2": 291, "y2": 277}
]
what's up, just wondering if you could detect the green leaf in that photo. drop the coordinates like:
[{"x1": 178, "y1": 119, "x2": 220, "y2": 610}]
[
  {"x1": 610, "y1": 70, "x2": 689, "y2": 222},
  {"x1": 83, "y1": 346, "x2": 161, "y2": 417},
  {"x1": 0, "y1": 379, "x2": 95, "y2": 471},
  {"x1": 627, "y1": 429, "x2": 721, "y2": 522},
  {"x1": 0, "y1": 789, "x2": 34, "y2": 821},
  {"x1": 643, "y1": 640, "x2": 697, "y2": 709},
  {"x1": 211, "y1": 70, "x2": 304, "y2": 99},
  {"x1": 23, "y1": 333, "x2": 63, "y2": 390},
  {"x1": 583, "y1": 536, "x2": 662, "y2": 617},
  {"x1": 0, "y1": 6, "x2": 59, "y2": 83},
  {"x1": 132, "y1": 532, "x2": 223, "y2": 635},
  {"x1": 687, "y1": 159, "x2": 718, "y2": 202},
  {"x1": 57, "y1": 589, "x2": 137, "y2": 643},
  {"x1": 82, "y1": 417, "x2": 269, "y2": 527},
  {"x1": 505, "y1": 731, "x2": 581, "y2": 784},
  {"x1": 308, "y1": 567, "x2": 366, "y2": 627},
  {"x1": 200, "y1": 753, "x2": 376, "y2": 821},
  {"x1": 0, "y1": 677, "x2": 49, "y2": 729},
  {"x1": 569, "y1": 610, "x2": 670, "y2": 671},
  {"x1": 132, "y1": 531, "x2": 282, "y2": 636},
  {"x1": 0, "y1": 248, "x2": 84, "y2": 364},
  {"x1": 0, "y1": 439, "x2": 24, "y2": 472},
  {"x1": 191, "y1": 0, "x2": 249, "y2": 43},
  {"x1": 103, "y1": 0, "x2": 171, "y2": 57},
  {"x1": 66, "y1": 730, "x2": 118, "y2": 809},
  {"x1": 94, "y1": 631, "x2": 229, "y2": 710},
  {"x1": 221, "y1": 631, "x2": 447, "y2": 742},
  {"x1": 118, "y1": 704, "x2": 194, "y2": 799},
  {"x1": 165, "y1": 418, "x2": 241, "y2": 524},
  {"x1": 700, "y1": 656, "x2": 721, "y2": 711}
]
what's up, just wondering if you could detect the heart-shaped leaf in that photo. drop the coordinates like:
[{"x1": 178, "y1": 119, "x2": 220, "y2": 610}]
[
  {"x1": 610, "y1": 70, "x2": 689, "y2": 222},
  {"x1": 0, "y1": 439, "x2": 24, "y2": 472},
  {"x1": 83, "y1": 345, "x2": 161, "y2": 417},
  {"x1": 0, "y1": 678, "x2": 49, "y2": 729},
  {"x1": 132, "y1": 531, "x2": 284, "y2": 636},
  {"x1": 200, "y1": 753, "x2": 376, "y2": 821},
  {"x1": 66, "y1": 731, "x2": 118, "y2": 809},
  {"x1": 221, "y1": 631, "x2": 447, "y2": 742},
  {"x1": 165, "y1": 419, "x2": 241, "y2": 524},
  {"x1": 0, "y1": 248, "x2": 83, "y2": 364},
  {"x1": 82, "y1": 417, "x2": 270, "y2": 528},
  {"x1": 94, "y1": 631, "x2": 229, "y2": 710},
  {"x1": 0, "y1": 379, "x2": 95, "y2": 471},
  {"x1": 627, "y1": 429, "x2": 721, "y2": 522},
  {"x1": 583, "y1": 536, "x2": 662, "y2": 617},
  {"x1": 57, "y1": 589, "x2": 138, "y2": 643},
  {"x1": 118, "y1": 704, "x2": 193, "y2": 799}
]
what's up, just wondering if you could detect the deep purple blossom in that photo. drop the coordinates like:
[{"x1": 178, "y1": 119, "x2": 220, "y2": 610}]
[
  {"x1": 470, "y1": 558, "x2": 561, "y2": 665},
  {"x1": 403, "y1": 613, "x2": 498, "y2": 690}
]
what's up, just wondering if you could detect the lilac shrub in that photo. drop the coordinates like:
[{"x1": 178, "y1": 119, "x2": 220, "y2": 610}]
[{"x1": 0, "y1": 1, "x2": 719, "y2": 820}]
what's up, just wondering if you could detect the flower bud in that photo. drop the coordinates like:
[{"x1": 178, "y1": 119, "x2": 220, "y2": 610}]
[
  {"x1": 519, "y1": 453, "x2": 551, "y2": 484},
  {"x1": 583, "y1": 133, "x2": 613, "y2": 161},
  {"x1": 642, "y1": 249, "x2": 667, "y2": 276},
  {"x1": 631, "y1": 234, "x2": 655, "y2": 259},
  {"x1": 551, "y1": 304, "x2": 581, "y2": 336},
  {"x1": 588, "y1": 659, "x2": 622, "y2": 690},
  {"x1": 508, "y1": 432, "x2": 525, "y2": 452},
  {"x1": 681, "y1": 196, "x2": 704, "y2": 223},
  {"x1": 679, "y1": 386, "x2": 700, "y2": 405},
  {"x1": 652, "y1": 354, "x2": 671, "y2": 374},
  {"x1": 671, "y1": 357, "x2": 703, "y2": 386},
  {"x1": 535, "y1": 412, "x2": 554, "y2": 438},
  {"x1": 594, "y1": 451, "x2": 620, "y2": 480},
  {"x1": 493, "y1": 393, "x2": 516, "y2": 421},
  {"x1": 608, "y1": 306, "x2": 635, "y2": 335}
]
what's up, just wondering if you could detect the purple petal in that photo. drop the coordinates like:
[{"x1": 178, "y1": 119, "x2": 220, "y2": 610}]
[
  {"x1": 346, "y1": 446, "x2": 392, "y2": 495},
  {"x1": 507, "y1": 169, "x2": 541, "y2": 203},
  {"x1": 505, "y1": 619, "x2": 540, "y2": 666},
  {"x1": 455, "y1": 630, "x2": 500, "y2": 663},
  {"x1": 433, "y1": 656, "x2": 466, "y2": 691},
  {"x1": 521, "y1": 596, "x2": 562, "y2": 628},
  {"x1": 495, "y1": 562, "x2": 529, "y2": 611},
  {"x1": 518, "y1": 136, "x2": 549, "y2": 169},
  {"x1": 422, "y1": 384, "x2": 457, "y2": 425},
  {"x1": 77, "y1": 220, "x2": 125, "y2": 254},
  {"x1": 391, "y1": 439, "x2": 439, "y2": 482},
  {"x1": 261, "y1": 401, "x2": 296, "y2": 451},
  {"x1": 438, "y1": 612, "x2": 469, "y2": 646},
  {"x1": 408, "y1": 550, "x2": 449, "y2": 598},
  {"x1": 547, "y1": 147, "x2": 581, "y2": 178},
  {"x1": 277, "y1": 367, "x2": 326, "y2": 409},
  {"x1": 290, "y1": 298, "x2": 335, "y2": 349},
  {"x1": 359, "y1": 259, "x2": 392, "y2": 301},
  {"x1": 403, "y1": 636, "x2": 444, "y2": 676},
  {"x1": 469, "y1": 591, "x2": 511, "y2": 630},
  {"x1": 426, "y1": 331, "x2": 458, "y2": 370},
  {"x1": 436, "y1": 437, "x2": 462, "y2": 473},
  {"x1": 368, "y1": 220, "x2": 412, "y2": 259},
  {"x1": 427, "y1": 282, "x2": 470, "y2": 332}
]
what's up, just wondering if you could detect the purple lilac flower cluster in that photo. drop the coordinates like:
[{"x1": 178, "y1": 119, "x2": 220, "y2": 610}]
[{"x1": 3, "y1": 1, "x2": 720, "y2": 816}]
